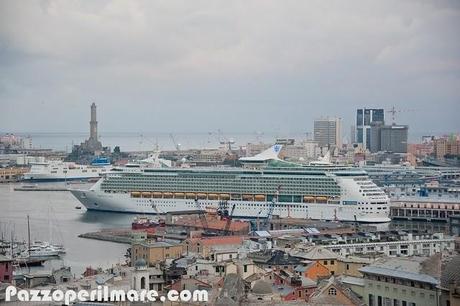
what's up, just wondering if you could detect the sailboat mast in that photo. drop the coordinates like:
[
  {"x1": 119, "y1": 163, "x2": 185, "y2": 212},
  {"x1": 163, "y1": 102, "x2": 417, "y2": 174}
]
[{"x1": 27, "y1": 215, "x2": 31, "y2": 256}]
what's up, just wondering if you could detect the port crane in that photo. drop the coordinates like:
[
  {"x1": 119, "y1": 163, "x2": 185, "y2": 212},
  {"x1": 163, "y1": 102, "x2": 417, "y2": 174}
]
[
  {"x1": 259, "y1": 185, "x2": 281, "y2": 231},
  {"x1": 149, "y1": 200, "x2": 166, "y2": 227},
  {"x1": 194, "y1": 198, "x2": 209, "y2": 230},
  {"x1": 169, "y1": 133, "x2": 181, "y2": 151},
  {"x1": 223, "y1": 203, "x2": 236, "y2": 235}
]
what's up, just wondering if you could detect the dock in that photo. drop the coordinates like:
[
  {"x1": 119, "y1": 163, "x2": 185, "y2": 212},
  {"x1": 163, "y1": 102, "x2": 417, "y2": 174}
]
[{"x1": 78, "y1": 228, "x2": 187, "y2": 244}]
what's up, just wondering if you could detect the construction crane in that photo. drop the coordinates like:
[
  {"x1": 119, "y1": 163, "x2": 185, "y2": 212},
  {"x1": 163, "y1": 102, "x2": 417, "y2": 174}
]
[{"x1": 386, "y1": 106, "x2": 418, "y2": 124}]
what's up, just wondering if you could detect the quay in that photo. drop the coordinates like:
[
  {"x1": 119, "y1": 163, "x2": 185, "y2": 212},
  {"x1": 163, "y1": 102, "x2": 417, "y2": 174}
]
[
  {"x1": 78, "y1": 228, "x2": 187, "y2": 244},
  {"x1": 0, "y1": 167, "x2": 28, "y2": 183},
  {"x1": 390, "y1": 199, "x2": 460, "y2": 222}
]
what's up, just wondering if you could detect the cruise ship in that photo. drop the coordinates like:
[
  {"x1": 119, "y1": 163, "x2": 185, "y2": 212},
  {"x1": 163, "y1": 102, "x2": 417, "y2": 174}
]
[
  {"x1": 23, "y1": 157, "x2": 111, "y2": 181},
  {"x1": 70, "y1": 146, "x2": 390, "y2": 223}
]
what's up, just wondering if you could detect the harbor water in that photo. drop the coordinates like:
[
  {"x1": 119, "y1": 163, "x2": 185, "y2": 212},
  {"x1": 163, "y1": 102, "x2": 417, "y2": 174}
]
[{"x1": 0, "y1": 183, "x2": 133, "y2": 276}]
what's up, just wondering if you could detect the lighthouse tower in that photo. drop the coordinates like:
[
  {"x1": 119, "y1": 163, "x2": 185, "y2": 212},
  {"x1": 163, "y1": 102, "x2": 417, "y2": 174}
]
[{"x1": 80, "y1": 103, "x2": 103, "y2": 153}]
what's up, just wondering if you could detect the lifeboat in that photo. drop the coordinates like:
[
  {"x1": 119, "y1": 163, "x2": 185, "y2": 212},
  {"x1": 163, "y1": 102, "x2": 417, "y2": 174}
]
[
  {"x1": 197, "y1": 193, "x2": 207, "y2": 199},
  {"x1": 220, "y1": 194, "x2": 230, "y2": 200},
  {"x1": 174, "y1": 192, "x2": 185, "y2": 199},
  {"x1": 303, "y1": 196, "x2": 315, "y2": 203},
  {"x1": 141, "y1": 192, "x2": 152, "y2": 198},
  {"x1": 242, "y1": 194, "x2": 254, "y2": 201},
  {"x1": 163, "y1": 192, "x2": 173, "y2": 198},
  {"x1": 316, "y1": 196, "x2": 328, "y2": 203},
  {"x1": 131, "y1": 192, "x2": 141, "y2": 198},
  {"x1": 208, "y1": 193, "x2": 219, "y2": 200},
  {"x1": 152, "y1": 192, "x2": 163, "y2": 198},
  {"x1": 186, "y1": 193, "x2": 196, "y2": 199},
  {"x1": 254, "y1": 195, "x2": 266, "y2": 201}
]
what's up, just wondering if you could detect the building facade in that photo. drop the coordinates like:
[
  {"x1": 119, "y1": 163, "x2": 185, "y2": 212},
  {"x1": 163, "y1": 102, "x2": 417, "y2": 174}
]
[
  {"x1": 380, "y1": 125, "x2": 409, "y2": 153},
  {"x1": 360, "y1": 257, "x2": 440, "y2": 306},
  {"x1": 131, "y1": 241, "x2": 183, "y2": 266},
  {"x1": 356, "y1": 108, "x2": 385, "y2": 151},
  {"x1": 314, "y1": 117, "x2": 342, "y2": 148},
  {"x1": 323, "y1": 235, "x2": 455, "y2": 257},
  {"x1": 433, "y1": 137, "x2": 460, "y2": 159}
]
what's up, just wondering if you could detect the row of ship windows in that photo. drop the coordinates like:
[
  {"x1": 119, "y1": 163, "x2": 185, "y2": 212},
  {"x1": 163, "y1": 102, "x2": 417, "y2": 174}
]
[
  {"x1": 122, "y1": 174, "x2": 336, "y2": 180},
  {"x1": 136, "y1": 200, "x2": 340, "y2": 208},
  {"x1": 104, "y1": 185, "x2": 339, "y2": 190},
  {"x1": 108, "y1": 176, "x2": 336, "y2": 185},
  {"x1": 358, "y1": 207, "x2": 387, "y2": 210},
  {"x1": 135, "y1": 202, "x2": 313, "y2": 211}
]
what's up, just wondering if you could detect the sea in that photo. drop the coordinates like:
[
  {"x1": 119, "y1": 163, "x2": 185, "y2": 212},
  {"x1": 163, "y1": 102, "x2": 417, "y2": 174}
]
[
  {"x1": 0, "y1": 183, "x2": 138, "y2": 276},
  {"x1": 10, "y1": 130, "x2": 440, "y2": 153},
  {"x1": 13, "y1": 132, "x2": 309, "y2": 153}
]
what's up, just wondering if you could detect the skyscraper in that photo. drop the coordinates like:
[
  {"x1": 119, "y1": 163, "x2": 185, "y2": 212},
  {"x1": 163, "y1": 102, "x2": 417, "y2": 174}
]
[
  {"x1": 314, "y1": 117, "x2": 342, "y2": 148},
  {"x1": 380, "y1": 125, "x2": 408, "y2": 153},
  {"x1": 356, "y1": 108, "x2": 385, "y2": 150}
]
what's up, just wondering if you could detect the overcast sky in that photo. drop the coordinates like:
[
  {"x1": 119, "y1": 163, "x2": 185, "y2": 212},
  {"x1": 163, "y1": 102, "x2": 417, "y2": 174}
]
[{"x1": 1, "y1": 0, "x2": 459, "y2": 140}]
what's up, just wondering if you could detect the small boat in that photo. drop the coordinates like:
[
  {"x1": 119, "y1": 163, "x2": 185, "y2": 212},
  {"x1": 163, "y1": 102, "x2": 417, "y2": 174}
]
[{"x1": 75, "y1": 206, "x2": 82, "y2": 210}]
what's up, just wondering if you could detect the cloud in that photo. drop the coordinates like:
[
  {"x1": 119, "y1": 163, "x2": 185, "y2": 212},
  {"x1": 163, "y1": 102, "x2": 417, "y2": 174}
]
[{"x1": 0, "y1": 0, "x2": 459, "y2": 138}]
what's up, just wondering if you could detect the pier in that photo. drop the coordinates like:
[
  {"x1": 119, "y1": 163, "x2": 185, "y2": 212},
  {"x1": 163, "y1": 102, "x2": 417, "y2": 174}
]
[
  {"x1": 390, "y1": 200, "x2": 460, "y2": 222},
  {"x1": 78, "y1": 228, "x2": 187, "y2": 244}
]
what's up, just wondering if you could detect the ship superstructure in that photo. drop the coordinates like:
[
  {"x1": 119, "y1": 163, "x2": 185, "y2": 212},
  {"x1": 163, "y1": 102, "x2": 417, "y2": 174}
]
[
  {"x1": 70, "y1": 146, "x2": 390, "y2": 222},
  {"x1": 23, "y1": 160, "x2": 110, "y2": 181}
]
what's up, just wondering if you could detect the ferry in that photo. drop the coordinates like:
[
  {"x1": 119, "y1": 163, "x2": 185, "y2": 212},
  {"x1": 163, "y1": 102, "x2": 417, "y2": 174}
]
[
  {"x1": 70, "y1": 146, "x2": 390, "y2": 223},
  {"x1": 23, "y1": 157, "x2": 111, "y2": 182}
]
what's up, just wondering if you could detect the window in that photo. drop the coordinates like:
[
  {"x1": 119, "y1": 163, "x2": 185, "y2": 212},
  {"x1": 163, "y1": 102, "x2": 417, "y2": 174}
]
[
  {"x1": 369, "y1": 294, "x2": 375, "y2": 306},
  {"x1": 330, "y1": 260, "x2": 335, "y2": 265},
  {"x1": 346, "y1": 264, "x2": 350, "y2": 270},
  {"x1": 323, "y1": 260, "x2": 328, "y2": 265},
  {"x1": 328, "y1": 288, "x2": 336, "y2": 295},
  {"x1": 244, "y1": 265, "x2": 248, "y2": 273}
]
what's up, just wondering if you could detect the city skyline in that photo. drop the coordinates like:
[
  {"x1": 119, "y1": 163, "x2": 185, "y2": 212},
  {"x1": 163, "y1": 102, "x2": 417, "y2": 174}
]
[{"x1": 1, "y1": 1, "x2": 459, "y2": 136}]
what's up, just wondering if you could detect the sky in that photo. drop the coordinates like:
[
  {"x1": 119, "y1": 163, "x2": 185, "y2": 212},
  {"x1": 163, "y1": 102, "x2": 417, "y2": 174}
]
[{"x1": 0, "y1": 0, "x2": 459, "y2": 141}]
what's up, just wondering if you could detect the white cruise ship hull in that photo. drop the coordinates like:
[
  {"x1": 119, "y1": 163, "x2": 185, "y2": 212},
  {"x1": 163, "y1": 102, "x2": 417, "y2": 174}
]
[{"x1": 70, "y1": 189, "x2": 390, "y2": 223}]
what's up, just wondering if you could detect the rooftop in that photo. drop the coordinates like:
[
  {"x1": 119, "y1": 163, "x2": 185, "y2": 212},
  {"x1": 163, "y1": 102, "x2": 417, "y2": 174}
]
[
  {"x1": 188, "y1": 236, "x2": 244, "y2": 246},
  {"x1": 359, "y1": 256, "x2": 441, "y2": 285},
  {"x1": 134, "y1": 240, "x2": 181, "y2": 248},
  {"x1": 291, "y1": 245, "x2": 338, "y2": 260}
]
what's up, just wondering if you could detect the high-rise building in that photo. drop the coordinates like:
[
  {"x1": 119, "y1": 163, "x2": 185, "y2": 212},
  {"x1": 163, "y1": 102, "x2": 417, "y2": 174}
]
[
  {"x1": 350, "y1": 125, "x2": 356, "y2": 144},
  {"x1": 314, "y1": 117, "x2": 342, "y2": 148},
  {"x1": 356, "y1": 108, "x2": 384, "y2": 150},
  {"x1": 380, "y1": 125, "x2": 408, "y2": 153},
  {"x1": 369, "y1": 122, "x2": 384, "y2": 153}
]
